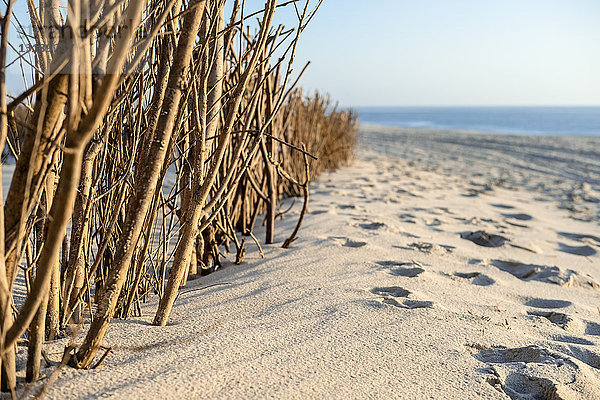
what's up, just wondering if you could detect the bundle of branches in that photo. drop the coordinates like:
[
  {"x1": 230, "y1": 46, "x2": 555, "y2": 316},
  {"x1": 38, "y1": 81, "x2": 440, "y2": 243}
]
[
  {"x1": 280, "y1": 89, "x2": 357, "y2": 188},
  {"x1": 0, "y1": 0, "x2": 355, "y2": 392},
  {"x1": 221, "y1": 88, "x2": 357, "y2": 245}
]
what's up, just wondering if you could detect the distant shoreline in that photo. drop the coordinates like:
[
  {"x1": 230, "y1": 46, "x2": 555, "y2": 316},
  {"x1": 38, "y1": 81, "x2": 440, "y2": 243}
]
[
  {"x1": 357, "y1": 105, "x2": 600, "y2": 136},
  {"x1": 358, "y1": 122, "x2": 600, "y2": 138}
]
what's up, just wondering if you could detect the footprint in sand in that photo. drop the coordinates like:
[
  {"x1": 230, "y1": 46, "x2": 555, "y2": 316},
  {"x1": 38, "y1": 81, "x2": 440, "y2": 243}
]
[
  {"x1": 337, "y1": 204, "x2": 356, "y2": 210},
  {"x1": 434, "y1": 206, "x2": 454, "y2": 215},
  {"x1": 310, "y1": 209, "x2": 329, "y2": 215},
  {"x1": 379, "y1": 296, "x2": 433, "y2": 309},
  {"x1": 527, "y1": 311, "x2": 600, "y2": 336},
  {"x1": 401, "y1": 299, "x2": 434, "y2": 309},
  {"x1": 468, "y1": 258, "x2": 488, "y2": 265},
  {"x1": 472, "y1": 345, "x2": 597, "y2": 400},
  {"x1": 462, "y1": 182, "x2": 495, "y2": 197},
  {"x1": 375, "y1": 260, "x2": 410, "y2": 267},
  {"x1": 374, "y1": 261, "x2": 425, "y2": 278},
  {"x1": 501, "y1": 212, "x2": 533, "y2": 228},
  {"x1": 502, "y1": 213, "x2": 533, "y2": 221},
  {"x1": 390, "y1": 266, "x2": 425, "y2": 278},
  {"x1": 369, "y1": 286, "x2": 420, "y2": 309},
  {"x1": 524, "y1": 297, "x2": 572, "y2": 309},
  {"x1": 398, "y1": 213, "x2": 417, "y2": 224},
  {"x1": 557, "y1": 242, "x2": 597, "y2": 257},
  {"x1": 424, "y1": 218, "x2": 444, "y2": 227},
  {"x1": 452, "y1": 272, "x2": 495, "y2": 286},
  {"x1": 396, "y1": 188, "x2": 419, "y2": 197},
  {"x1": 461, "y1": 190, "x2": 480, "y2": 198},
  {"x1": 329, "y1": 237, "x2": 367, "y2": 248},
  {"x1": 490, "y1": 259, "x2": 600, "y2": 289},
  {"x1": 397, "y1": 242, "x2": 454, "y2": 254},
  {"x1": 371, "y1": 286, "x2": 411, "y2": 297},
  {"x1": 490, "y1": 203, "x2": 516, "y2": 210},
  {"x1": 474, "y1": 345, "x2": 565, "y2": 364},
  {"x1": 460, "y1": 231, "x2": 508, "y2": 248},
  {"x1": 343, "y1": 239, "x2": 367, "y2": 248},
  {"x1": 358, "y1": 222, "x2": 386, "y2": 231}
]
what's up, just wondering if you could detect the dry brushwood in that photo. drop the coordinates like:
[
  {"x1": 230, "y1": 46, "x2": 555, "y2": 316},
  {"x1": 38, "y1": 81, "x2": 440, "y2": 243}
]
[{"x1": 0, "y1": 0, "x2": 356, "y2": 392}]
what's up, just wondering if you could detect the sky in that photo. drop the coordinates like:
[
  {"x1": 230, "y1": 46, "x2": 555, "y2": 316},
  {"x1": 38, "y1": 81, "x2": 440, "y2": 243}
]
[
  {"x1": 7, "y1": 0, "x2": 600, "y2": 107},
  {"x1": 278, "y1": 0, "x2": 600, "y2": 107}
]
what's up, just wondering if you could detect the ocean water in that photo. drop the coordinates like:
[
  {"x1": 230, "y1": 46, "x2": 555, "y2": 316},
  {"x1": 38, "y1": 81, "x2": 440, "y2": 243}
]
[{"x1": 357, "y1": 106, "x2": 600, "y2": 136}]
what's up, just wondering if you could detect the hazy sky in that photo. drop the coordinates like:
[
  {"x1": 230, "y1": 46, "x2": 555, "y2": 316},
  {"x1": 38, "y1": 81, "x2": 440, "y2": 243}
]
[
  {"x1": 8, "y1": 1, "x2": 600, "y2": 107},
  {"x1": 285, "y1": 0, "x2": 600, "y2": 107}
]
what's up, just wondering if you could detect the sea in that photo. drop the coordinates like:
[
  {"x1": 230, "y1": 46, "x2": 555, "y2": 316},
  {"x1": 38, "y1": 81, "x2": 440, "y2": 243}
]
[{"x1": 357, "y1": 106, "x2": 600, "y2": 136}]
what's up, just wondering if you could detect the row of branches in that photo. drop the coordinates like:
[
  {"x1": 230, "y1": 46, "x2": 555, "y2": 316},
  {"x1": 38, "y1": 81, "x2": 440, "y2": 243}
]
[{"x1": 0, "y1": 0, "x2": 356, "y2": 395}]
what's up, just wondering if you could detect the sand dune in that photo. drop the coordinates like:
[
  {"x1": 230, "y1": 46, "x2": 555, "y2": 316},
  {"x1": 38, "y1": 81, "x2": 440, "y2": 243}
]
[{"x1": 28, "y1": 126, "x2": 600, "y2": 399}]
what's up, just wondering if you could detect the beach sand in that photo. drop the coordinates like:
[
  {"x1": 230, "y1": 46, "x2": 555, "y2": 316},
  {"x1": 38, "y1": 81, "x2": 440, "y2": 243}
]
[{"x1": 24, "y1": 126, "x2": 600, "y2": 399}]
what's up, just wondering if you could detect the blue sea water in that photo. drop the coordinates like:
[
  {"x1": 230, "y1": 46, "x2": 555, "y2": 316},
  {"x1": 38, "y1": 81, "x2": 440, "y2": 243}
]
[{"x1": 357, "y1": 106, "x2": 600, "y2": 136}]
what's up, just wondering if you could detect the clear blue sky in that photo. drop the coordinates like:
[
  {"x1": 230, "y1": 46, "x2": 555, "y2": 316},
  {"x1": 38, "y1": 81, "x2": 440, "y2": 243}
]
[
  {"x1": 281, "y1": 0, "x2": 600, "y2": 107},
  {"x1": 8, "y1": 0, "x2": 600, "y2": 107}
]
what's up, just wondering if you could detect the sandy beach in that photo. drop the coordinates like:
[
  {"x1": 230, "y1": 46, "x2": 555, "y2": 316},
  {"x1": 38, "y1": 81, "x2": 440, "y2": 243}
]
[{"x1": 28, "y1": 126, "x2": 600, "y2": 399}]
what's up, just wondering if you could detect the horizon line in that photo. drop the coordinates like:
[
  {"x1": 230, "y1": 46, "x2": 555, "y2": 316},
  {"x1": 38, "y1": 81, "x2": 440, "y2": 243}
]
[{"x1": 348, "y1": 104, "x2": 600, "y2": 109}]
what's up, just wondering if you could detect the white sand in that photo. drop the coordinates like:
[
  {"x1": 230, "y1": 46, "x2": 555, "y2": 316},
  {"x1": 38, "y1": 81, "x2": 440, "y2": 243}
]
[{"x1": 15, "y1": 126, "x2": 600, "y2": 399}]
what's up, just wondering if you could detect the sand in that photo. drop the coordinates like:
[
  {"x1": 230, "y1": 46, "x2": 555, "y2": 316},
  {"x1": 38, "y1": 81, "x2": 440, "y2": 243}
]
[{"x1": 13, "y1": 126, "x2": 600, "y2": 399}]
